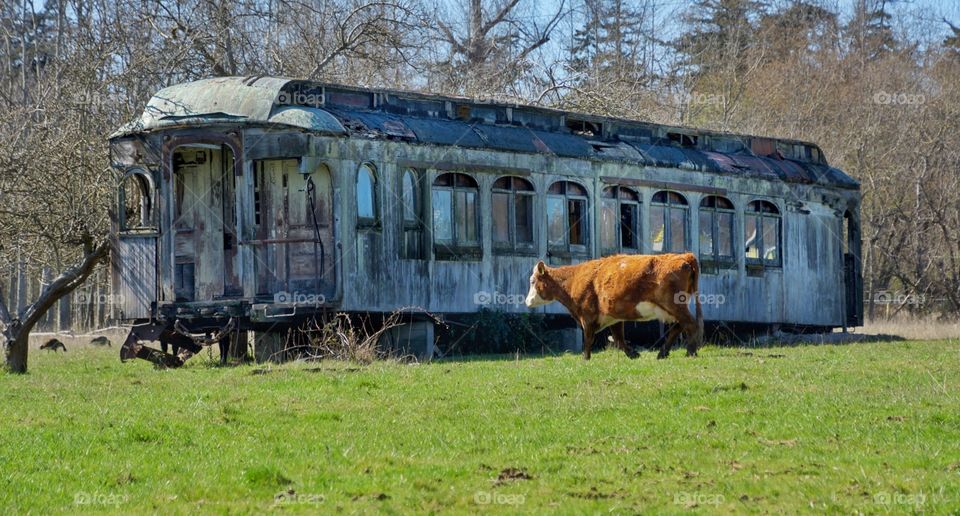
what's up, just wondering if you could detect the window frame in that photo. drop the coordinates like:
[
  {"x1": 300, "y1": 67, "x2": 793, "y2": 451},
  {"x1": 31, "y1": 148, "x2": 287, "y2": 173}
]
[
  {"x1": 600, "y1": 185, "x2": 641, "y2": 255},
  {"x1": 744, "y1": 199, "x2": 782, "y2": 268},
  {"x1": 650, "y1": 190, "x2": 689, "y2": 253},
  {"x1": 356, "y1": 162, "x2": 379, "y2": 229},
  {"x1": 698, "y1": 195, "x2": 736, "y2": 271},
  {"x1": 547, "y1": 180, "x2": 590, "y2": 256},
  {"x1": 492, "y1": 176, "x2": 536, "y2": 255},
  {"x1": 431, "y1": 172, "x2": 481, "y2": 259},
  {"x1": 118, "y1": 167, "x2": 157, "y2": 233},
  {"x1": 399, "y1": 168, "x2": 424, "y2": 259}
]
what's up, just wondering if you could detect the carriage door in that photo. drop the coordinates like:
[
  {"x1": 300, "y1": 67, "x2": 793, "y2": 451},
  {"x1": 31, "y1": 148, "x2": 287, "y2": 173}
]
[
  {"x1": 842, "y1": 211, "x2": 863, "y2": 326},
  {"x1": 172, "y1": 144, "x2": 241, "y2": 301},
  {"x1": 115, "y1": 169, "x2": 158, "y2": 319},
  {"x1": 253, "y1": 159, "x2": 335, "y2": 301}
]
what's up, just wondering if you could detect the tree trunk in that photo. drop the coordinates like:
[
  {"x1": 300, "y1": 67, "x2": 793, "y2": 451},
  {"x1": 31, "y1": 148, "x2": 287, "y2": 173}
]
[
  {"x1": 1, "y1": 238, "x2": 109, "y2": 374},
  {"x1": 4, "y1": 332, "x2": 28, "y2": 374}
]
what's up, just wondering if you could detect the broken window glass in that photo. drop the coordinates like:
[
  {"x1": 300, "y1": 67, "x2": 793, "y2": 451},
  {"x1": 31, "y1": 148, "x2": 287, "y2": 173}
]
[
  {"x1": 432, "y1": 189, "x2": 452, "y2": 241},
  {"x1": 568, "y1": 198, "x2": 585, "y2": 246},
  {"x1": 547, "y1": 196, "x2": 565, "y2": 246},
  {"x1": 620, "y1": 203, "x2": 638, "y2": 250},
  {"x1": 650, "y1": 207, "x2": 665, "y2": 252},
  {"x1": 601, "y1": 198, "x2": 617, "y2": 250},
  {"x1": 402, "y1": 169, "x2": 417, "y2": 224},
  {"x1": 492, "y1": 191, "x2": 510, "y2": 244},
  {"x1": 515, "y1": 194, "x2": 534, "y2": 245},
  {"x1": 745, "y1": 216, "x2": 760, "y2": 259}
]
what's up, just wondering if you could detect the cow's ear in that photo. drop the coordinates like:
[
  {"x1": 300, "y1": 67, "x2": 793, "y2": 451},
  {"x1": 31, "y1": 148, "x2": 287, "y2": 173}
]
[{"x1": 536, "y1": 260, "x2": 547, "y2": 276}]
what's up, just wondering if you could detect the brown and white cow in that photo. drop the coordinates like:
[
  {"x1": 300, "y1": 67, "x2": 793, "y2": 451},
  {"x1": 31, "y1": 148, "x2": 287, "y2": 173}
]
[{"x1": 525, "y1": 253, "x2": 704, "y2": 360}]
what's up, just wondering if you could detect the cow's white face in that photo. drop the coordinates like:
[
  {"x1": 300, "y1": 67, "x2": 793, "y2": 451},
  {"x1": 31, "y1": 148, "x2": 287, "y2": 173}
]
[{"x1": 525, "y1": 262, "x2": 552, "y2": 308}]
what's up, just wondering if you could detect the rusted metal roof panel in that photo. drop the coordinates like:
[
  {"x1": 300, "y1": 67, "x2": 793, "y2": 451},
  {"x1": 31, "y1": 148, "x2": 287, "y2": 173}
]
[
  {"x1": 111, "y1": 76, "x2": 348, "y2": 136},
  {"x1": 627, "y1": 142, "x2": 716, "y2": 172},
  {"x1": 111, "y1": 76, "x2": 860, "y2": 190},
  {"x1": 325, "y1": 109, "x2": 416, "y2": 139},
  {"x1": 527, "y1": 130, "x2": 595, "y2": 158},
  {"x1": 400, "y1": 117, "x2": 487, "y2": 148},
  {"x1": 267, "y1": 106, "x2": 345, "y2": 134}
]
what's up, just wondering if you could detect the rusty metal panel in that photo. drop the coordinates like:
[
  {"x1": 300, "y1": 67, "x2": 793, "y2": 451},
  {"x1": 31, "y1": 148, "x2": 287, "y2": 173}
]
[
  {"x1": 245, "y1": 132, "x2": 310, "y2": 160},
  {"x1": 400, "y1": 117, "x2": 487, "y2": 147},
  {"x1": 267, "y1": 106, "x2": 345, "y2": 134},
  {"x1": 327, "y1": 109, "x2": 416, "y2": 138}
]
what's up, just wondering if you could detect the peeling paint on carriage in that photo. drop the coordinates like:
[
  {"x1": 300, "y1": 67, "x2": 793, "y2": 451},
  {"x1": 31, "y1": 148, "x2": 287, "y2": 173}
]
[{"x1": 109, "y1": 76, "x2": 863, "y2": 365}]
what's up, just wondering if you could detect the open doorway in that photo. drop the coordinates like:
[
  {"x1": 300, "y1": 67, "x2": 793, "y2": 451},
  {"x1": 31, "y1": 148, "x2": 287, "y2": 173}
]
[
  {"x1": 172, "y1": 144, "x2": 241, "y2": 301},
  {"x1": 252, "y1": 159, "x2": 335, "y2": 301}
]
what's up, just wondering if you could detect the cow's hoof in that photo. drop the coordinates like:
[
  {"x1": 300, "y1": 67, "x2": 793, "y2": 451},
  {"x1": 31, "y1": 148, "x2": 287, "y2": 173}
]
[
  {"x1": 656, "y1": 353, "x2": 668, "y2": 360},
  {"x1": 582, "y1": 354, "x2": 592, "y2": 361},
  {"x1": 686, "y1": 351, "x2": 698, "y2": 357},
  {"x1": 626, "y1": 349, "x2": 640, "y2": 360}
]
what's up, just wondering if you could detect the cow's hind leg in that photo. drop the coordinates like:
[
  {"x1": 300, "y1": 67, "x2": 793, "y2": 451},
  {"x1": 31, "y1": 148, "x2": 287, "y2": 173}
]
[
  {"x1": 658, "y1": 301, "x2": 699, "y2": 358},
  {"x1": 674, "y1": 308, "x2": 699, "y2": 357},
  {"x1": 683, "y1": 319, "x2": 700, "y2": 357},
  {"x1": 611, "y1": 323, "x2": 638, "y2": 359},
  {"x1": 658, "y1": 324, "x2": 682, "y2": 359}
]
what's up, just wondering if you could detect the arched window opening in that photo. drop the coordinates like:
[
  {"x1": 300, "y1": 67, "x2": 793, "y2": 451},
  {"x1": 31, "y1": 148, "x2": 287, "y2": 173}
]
[
  {"x1": 119, "y1": 170, "x2": 154, "y2": 231},
  {"x1": 547, "y1": 181, "x2": 589, "y2": 253},
  {"x1": 400, "y1": 168, "x2": 424, "y2": 259},
  {"x1": 699, "y1": 195, "x2": 735, "y2": 270},
  {"x1": 745, "y1": 200, "x2": 781, "y2": 266},
  {"x1": 356, "y1": 163, "x2": 378, "y2": 226},
  {"x1": 492, "y1": 176, "x2": 535, "y2": 253},
  {"x1": 600, "y1": 185, "x2": 640, "y2": 254},
  {"x1": 650, "y1": 191, "x2": 688, "y2": 253},
  {"x1": 432, "y1": 173, "x2": 480, "y2": 258}
]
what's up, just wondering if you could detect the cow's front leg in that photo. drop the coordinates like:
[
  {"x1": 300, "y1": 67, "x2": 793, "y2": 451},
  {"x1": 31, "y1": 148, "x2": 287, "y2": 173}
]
[
  {"x1": 581, "y1": 322, "x2": 597, "y2": 360},
  {"x1": 658, "y1": 324, "x2": 682, "y2": 359},
  {"x1": 611, "y1": 323, "x2": 638, "y2": 359}
]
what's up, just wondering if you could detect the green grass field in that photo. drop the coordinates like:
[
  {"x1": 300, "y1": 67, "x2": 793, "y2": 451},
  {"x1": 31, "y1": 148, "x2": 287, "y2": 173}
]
[{"x1": 2, "y1": 339, "x2": 959, "y2": 513}]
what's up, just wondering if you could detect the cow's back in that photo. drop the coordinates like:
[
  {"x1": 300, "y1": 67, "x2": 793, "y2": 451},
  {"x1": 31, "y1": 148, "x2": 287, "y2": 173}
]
[{"x1": 593, "y1": 254, "x2": 696, "y2": 315}]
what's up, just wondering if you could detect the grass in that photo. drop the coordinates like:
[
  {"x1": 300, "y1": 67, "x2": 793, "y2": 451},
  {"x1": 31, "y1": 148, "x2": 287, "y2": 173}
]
[{"x1": 2, "y1": 339, "x2": 960, "y2": 513}]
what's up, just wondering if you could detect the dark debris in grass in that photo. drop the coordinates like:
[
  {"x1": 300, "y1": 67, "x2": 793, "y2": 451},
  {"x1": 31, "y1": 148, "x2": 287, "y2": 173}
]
[
  {"x1": 494, "y1": 467, "x2": 533, "y2": 485},
  {"x1": 712, "y1": 382, "x2": 750, "y2": 393}
]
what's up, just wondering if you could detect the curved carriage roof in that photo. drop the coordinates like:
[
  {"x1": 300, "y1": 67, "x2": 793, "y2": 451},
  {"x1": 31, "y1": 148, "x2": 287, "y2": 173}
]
[{"x1": 112, "y1": 76, "x2": 859, "y2": 190}]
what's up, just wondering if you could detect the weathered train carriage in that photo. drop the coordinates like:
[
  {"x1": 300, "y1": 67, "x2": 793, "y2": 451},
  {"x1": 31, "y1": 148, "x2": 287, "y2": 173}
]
[{"x1": 109, "y1": 76, "x2": 862, "y2": 363}]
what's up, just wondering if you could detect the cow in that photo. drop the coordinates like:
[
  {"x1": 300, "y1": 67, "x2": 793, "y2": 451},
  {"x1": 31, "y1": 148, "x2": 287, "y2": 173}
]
[
  {"x1": 525, "y1": 253, "x2": 704, "y2": 360},
  {"x1": 40, "y1": 338, "x2": 67, "y2": 352}
]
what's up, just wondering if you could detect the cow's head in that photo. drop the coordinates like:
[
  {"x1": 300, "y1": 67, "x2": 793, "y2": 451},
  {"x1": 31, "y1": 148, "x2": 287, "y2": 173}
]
[{"x1": 525, "y1": 261, "x2": 554, "y2": 308}]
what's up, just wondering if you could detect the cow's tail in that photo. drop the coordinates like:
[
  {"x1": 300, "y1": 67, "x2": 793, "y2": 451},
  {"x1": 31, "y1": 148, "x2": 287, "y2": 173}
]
[{"x1": 691, "y1": 256, "x2": 704, "y2": 348}]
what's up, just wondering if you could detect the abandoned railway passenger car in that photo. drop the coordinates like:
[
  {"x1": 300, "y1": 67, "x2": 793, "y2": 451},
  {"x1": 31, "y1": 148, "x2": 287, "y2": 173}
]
[{"x1": 109, "y1": 76, "x2": 862, "y2": 363}]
